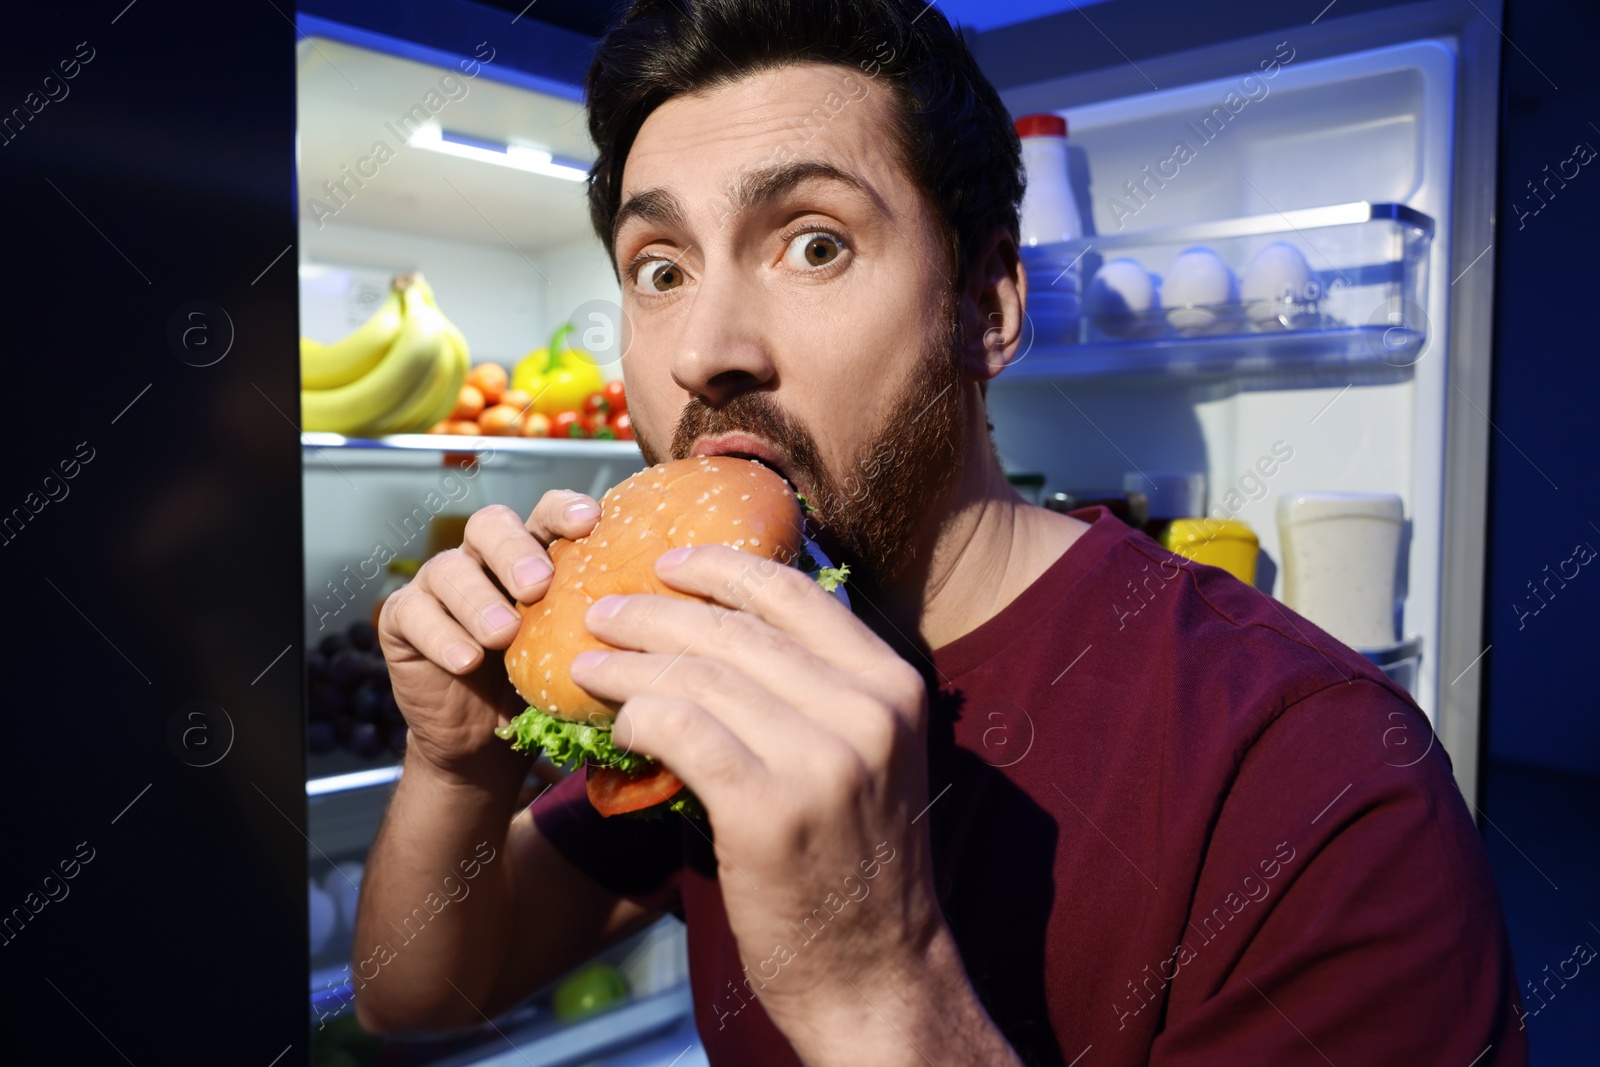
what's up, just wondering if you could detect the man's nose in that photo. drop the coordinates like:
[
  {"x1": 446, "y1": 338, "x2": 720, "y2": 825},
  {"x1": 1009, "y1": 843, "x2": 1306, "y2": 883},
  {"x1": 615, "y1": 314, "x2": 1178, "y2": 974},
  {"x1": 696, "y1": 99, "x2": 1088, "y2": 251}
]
[{"x1": 670, "y1": 267, "x2": 775, "y2": 405}]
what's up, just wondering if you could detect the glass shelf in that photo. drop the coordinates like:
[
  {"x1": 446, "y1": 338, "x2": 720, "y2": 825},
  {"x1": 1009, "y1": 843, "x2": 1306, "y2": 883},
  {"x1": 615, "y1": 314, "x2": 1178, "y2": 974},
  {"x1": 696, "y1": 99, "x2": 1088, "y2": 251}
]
[
  {"x1": 1013, "y1": 201, "x2": 1434, "y2": 390},
  {"x1": 302, "y1": 431, "x2": 644, "y2": 460},
  {"x1": 1000, "y1": 324, "x2": 1422, "y2": 389}
]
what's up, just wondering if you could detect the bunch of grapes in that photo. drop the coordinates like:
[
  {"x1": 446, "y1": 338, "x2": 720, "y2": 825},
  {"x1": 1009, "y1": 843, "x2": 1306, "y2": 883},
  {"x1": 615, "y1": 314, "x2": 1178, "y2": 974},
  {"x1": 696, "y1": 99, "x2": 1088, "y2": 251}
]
[{"x1": 305, "y1": 621, "x2": 406, "y2": 760}]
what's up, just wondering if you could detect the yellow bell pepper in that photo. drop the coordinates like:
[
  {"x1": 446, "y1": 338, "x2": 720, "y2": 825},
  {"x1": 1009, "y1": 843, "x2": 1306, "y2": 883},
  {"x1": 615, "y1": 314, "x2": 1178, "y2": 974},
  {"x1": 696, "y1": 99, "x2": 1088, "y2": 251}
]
[{"x1": 525, "y1": 324, "x2": 604, "y2": 415}]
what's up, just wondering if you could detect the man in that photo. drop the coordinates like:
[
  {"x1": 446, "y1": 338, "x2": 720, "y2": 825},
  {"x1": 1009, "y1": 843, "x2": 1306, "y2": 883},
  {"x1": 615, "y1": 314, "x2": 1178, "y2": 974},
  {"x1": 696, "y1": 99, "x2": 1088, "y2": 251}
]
[{"x1": 357, "y1": 1, "x2": 1526, "y2": 1063}]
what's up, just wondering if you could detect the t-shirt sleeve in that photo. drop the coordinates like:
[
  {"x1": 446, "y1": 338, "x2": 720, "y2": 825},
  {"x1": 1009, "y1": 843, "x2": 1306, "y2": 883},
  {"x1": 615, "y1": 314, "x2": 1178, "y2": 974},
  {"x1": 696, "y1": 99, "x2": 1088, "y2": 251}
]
[
  {"x1": 530, "y1": 768, "x2": 684, "y2": 912},
  {"x1": 1148, "y1": 678, "x2": 1528, "y2": 1065}
]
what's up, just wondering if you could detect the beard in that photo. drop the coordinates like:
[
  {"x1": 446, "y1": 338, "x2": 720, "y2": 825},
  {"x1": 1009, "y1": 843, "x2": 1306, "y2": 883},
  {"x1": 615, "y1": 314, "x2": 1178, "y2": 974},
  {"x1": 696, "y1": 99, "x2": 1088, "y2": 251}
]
[{"x1": 637, "y1": 308, "x2": 968, "y2": 591}]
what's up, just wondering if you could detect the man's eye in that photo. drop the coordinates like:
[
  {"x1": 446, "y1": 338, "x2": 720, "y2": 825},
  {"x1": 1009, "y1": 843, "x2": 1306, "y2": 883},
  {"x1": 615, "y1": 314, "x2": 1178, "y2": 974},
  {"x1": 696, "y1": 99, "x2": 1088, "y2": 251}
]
[
  {"x1": 783, "y1": 231, "x2": 844, "y2": 270},
  {"x1": 634, "y1": 259, "x2": 684, "y2": 292}
]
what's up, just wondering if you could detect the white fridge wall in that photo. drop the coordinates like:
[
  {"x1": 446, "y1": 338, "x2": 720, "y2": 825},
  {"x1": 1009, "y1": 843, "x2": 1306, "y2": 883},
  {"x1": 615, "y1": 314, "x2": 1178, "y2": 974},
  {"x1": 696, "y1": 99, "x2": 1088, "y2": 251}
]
[
  {"x1": 989, "y1": 40, "x2": 1456, "y2": 720},
  {"x1": 300, "y1": 216, "x2": 623, "y2": 372}
]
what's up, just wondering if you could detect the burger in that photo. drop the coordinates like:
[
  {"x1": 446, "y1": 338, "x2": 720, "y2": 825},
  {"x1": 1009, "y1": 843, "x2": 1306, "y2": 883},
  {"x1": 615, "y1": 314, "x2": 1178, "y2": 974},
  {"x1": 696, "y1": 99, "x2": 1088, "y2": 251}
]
[{"x1": 495, "y1": 456, "x2": 848, "y2": 817}]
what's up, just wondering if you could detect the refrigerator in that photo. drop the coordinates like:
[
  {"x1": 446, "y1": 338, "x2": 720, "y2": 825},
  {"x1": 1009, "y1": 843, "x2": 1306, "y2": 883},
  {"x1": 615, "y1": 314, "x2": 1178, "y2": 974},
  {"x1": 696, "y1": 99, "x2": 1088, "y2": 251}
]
[
  {"x1": 293, "y1": 1, "x2": 1507, "y2": 1063},
  {"x1": 0, "y1": 1, "x2": 1507, "y2": 1063}
]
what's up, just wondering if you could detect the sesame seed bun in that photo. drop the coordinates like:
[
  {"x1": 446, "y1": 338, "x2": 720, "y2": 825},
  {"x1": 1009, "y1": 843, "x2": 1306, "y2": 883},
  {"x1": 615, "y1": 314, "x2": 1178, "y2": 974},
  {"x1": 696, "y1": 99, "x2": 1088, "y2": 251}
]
[{"x1": 505, "y1": 456, "x2": 805, "y2": 726}]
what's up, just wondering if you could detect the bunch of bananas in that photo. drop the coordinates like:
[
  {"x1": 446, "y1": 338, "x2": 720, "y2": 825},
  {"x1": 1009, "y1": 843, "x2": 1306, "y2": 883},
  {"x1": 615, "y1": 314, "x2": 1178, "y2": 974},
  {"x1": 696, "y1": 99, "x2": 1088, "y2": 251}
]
[{"x1": 301, "y1": 273, "x2": 470, "y2": 437}]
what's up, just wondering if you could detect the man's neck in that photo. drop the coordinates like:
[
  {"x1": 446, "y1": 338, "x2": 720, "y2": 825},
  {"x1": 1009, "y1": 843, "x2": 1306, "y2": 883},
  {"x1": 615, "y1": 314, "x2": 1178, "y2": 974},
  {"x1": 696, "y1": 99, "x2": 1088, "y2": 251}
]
[{"x1": 867, "y1": 397, "x2": 1090, "y2": 654}]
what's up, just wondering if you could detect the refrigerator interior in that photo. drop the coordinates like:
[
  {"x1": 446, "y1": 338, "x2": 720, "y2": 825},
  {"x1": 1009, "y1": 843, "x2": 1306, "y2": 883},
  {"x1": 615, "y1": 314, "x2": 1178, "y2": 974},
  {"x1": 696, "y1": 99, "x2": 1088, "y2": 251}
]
[
  {"x1": 292, "y1": 17, "x2": 1471, "y2": 1063},
  {"x1": 986, "y1": 39, "x2": 1459, "y2": 727},
  {"x1": 295, "y1": 30, "x2": 698, "y2": 1067}
]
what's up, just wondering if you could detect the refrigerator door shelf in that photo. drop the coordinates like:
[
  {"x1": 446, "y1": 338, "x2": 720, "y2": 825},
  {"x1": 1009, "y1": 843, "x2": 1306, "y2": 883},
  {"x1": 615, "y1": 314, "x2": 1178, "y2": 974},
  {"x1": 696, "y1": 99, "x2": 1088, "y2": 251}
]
[
  {"x1": 999, "y1": 324, "x2": 1421, "y2": 389},
  {"x1": 1018, "y1": 201, "x2": 1433, "y2": 389}
]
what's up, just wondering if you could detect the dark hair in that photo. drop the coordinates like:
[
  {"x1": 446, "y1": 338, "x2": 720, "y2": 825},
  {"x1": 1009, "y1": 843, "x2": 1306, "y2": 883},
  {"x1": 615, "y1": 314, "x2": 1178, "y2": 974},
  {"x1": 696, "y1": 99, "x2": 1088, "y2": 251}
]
[{"x1": 584, "y1": 0, "x2": 1024, "y2": 285}]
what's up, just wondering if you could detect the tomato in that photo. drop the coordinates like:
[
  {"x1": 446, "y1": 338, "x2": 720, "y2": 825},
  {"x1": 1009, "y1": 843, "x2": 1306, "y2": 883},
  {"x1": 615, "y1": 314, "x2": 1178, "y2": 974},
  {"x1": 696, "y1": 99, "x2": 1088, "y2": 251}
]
[
  {"x1": 582, "y1": 392, "x2": 609, "y2": 418},
  {"x1": 551, "y1": 410, "x2": 585, "y2": 439},
  {"x1": 586, "y1": 763, "x2": 685, "y2": 816},
  {"x1": 602, "y1": 380, "x2": 627, "y2": 416},
  {"x1": 611, "y1": 411, "x2": 634, "y2": 441},
  {"x1": 576, "y1": 409, "x2": 613, "y2": 439}
]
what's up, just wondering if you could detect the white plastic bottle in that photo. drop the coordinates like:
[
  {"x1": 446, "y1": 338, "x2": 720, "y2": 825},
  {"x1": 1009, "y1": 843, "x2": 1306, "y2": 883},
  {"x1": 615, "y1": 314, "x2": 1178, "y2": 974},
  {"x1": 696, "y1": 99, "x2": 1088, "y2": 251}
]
[
  {"x1": 1015, "y1": 113, "x2": 1084, "y2": 341},
  {"x1": 1016, "y1": 113, "x2": 1082, "y2": 246}
]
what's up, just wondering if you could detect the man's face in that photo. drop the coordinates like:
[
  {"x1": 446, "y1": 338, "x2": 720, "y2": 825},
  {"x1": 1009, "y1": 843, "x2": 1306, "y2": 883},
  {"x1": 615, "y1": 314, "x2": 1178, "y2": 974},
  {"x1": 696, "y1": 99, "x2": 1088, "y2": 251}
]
[{"x1": 613, "y1": 62, "x2": 967, "y2": 587}]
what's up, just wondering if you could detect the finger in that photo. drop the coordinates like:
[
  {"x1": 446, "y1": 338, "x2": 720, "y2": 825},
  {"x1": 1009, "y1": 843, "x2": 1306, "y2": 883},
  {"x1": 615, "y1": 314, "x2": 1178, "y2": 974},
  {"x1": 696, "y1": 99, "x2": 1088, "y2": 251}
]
[
  {"x1": 461, "y1": 504, "x2": 556, "y2": 604},
  {"x1": 651, "y1": 544, "x2": 888, "y2": 675},
  {"x1": 571, "y1": 646, "x2": 819, "y2": 764},
  {"x1": 417, "y1": 548, "x2": 524, "y2": 650},
  {"x1": 610, "y1": 692, "x2": 766, "y2": 813},
  {"x1": 379, "y1": 580, "x2": 487, "y2": 675},
  {"x1": 581, "y1": 594, "x2": 907, "y2": 755},
  {"x1": 525, "y1": 488, "x2": 602, "y2": 547}
]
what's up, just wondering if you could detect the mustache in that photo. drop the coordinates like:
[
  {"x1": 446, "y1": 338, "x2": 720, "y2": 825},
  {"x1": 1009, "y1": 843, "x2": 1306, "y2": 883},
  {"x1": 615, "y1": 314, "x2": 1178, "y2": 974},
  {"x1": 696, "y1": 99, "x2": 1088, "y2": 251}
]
[{"x1": 669, "y1": 392, "x2": 823, "y2": 483}]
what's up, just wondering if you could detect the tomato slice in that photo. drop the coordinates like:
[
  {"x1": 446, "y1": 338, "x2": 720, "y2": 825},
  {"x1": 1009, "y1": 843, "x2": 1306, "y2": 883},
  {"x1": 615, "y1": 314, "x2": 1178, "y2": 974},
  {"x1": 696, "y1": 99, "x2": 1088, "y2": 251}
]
[{"x1": 586, "y1": 762, "x2": 685, "y2": 816}]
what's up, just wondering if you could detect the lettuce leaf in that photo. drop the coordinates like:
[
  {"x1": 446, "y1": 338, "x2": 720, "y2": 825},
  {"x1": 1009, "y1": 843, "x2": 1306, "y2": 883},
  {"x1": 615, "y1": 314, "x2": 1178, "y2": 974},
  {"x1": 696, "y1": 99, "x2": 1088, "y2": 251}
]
[
  {"x1": 494, "y1": 707, "x2": 652, "y2": 776},
  {"x1": 815, "y1": 564, "x2": 850, "y2": 592}
]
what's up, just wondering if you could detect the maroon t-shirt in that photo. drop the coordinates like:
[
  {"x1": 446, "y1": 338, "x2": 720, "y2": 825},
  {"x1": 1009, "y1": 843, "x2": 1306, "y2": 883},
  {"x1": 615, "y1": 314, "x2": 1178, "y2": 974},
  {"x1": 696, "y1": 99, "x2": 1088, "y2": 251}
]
[{"x1": 532, "y1": 508, "x2": 1527, "y2": 1065}]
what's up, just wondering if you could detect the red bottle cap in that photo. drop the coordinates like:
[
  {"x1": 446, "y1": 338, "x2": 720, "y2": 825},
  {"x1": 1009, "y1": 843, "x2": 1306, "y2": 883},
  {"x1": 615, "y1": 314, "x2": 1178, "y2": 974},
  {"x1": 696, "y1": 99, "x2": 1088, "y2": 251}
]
[{"x1": 1014, "y1": 113, "x2": 1068, "y2": 139}]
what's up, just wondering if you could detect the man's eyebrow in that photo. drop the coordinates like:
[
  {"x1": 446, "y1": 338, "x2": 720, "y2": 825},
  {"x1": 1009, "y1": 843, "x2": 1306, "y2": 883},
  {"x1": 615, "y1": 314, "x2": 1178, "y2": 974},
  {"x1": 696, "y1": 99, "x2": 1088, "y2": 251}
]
[
  {"x1": 612, "y1": 187, "x2": 688, "y2": 246},
  {"x1": 613, "y1": 160, "x2": 876, "y2": 245},
  {"x1": 727, "y1": 160, "x2": 874, "y2": 216}
]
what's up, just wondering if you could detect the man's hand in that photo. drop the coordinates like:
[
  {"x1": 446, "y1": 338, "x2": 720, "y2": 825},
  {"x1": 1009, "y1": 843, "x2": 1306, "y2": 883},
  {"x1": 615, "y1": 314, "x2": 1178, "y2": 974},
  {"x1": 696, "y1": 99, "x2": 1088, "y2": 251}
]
[
  {"x1": 377, "y1": 491, "x2": 602, "y2": 782},
  {"x1": 569, "y1": 544, "x2": 1022, "y2": 1065}
]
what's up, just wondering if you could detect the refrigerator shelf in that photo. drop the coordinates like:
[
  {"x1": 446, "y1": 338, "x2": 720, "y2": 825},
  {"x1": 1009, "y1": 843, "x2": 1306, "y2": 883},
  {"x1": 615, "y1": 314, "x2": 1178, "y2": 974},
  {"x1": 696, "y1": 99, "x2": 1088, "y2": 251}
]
[
  {"x1": 303, "y1": 432, "x2": 645, "y2": 461},
  {"x1": 1000, "y1": 324, "x2": 1422, "y2": 389},
  {"x1": 1017, "y1": 200, "x2": 1433, "y2": 389}
]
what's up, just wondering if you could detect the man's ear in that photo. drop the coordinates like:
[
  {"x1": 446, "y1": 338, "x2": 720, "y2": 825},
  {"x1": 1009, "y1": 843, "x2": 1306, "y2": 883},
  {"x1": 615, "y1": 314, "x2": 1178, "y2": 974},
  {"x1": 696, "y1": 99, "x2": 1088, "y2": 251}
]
[{"x1": 957, "y1": 228, "x2": 1027, "y2": 383}]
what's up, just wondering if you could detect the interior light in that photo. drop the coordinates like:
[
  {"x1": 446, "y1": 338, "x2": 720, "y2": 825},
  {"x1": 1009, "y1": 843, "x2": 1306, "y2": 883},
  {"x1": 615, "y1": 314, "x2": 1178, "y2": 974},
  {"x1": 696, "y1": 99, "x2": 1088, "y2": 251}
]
[{"x1": 410, "y1": 124, "x2": 590, "y2": 182}]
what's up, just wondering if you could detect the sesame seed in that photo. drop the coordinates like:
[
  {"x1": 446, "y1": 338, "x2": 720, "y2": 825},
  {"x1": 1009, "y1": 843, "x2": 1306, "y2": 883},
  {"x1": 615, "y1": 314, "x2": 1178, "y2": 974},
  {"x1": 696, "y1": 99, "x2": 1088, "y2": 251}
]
[
  {"x1": 734, "y1": 539, "x2": 745, "y2": 547},
  {"x1": 689, "y1": 530, "x2": 696, "y2": 537},
  {"x1": 625, "y1": 516, "x2": 634, "y2": 524},
  {"x1": 657, "y1": 502, "x2": 665, "y2": 510},
  {"x1": 741, "y1": 494, "x2": 750, "y2": 500},
  {"x1": 750, "y1": 537, "x2": 761, "y2": 546},
  {"x1": 668, "y1": 527, "x2": 676, "y2": 535}
]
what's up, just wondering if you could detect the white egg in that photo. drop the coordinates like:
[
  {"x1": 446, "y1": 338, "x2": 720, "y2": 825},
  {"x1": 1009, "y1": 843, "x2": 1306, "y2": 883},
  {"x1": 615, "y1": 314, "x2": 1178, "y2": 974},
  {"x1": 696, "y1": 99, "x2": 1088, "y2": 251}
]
[
  {"x1": 1161, "y1": 246, "x2": 1240, "y2": 334},
  {"x1": 1086, "y1": 258, "x2": 1159, "y2": 338},
  {"x1": 1242, "y1": 242, "x2": 1317, "y2": 330}
]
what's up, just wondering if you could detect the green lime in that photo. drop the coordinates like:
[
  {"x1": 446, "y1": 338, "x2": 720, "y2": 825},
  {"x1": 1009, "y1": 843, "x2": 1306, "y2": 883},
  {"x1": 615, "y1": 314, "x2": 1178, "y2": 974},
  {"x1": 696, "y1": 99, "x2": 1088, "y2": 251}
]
[{"x1": 552, "y1": 961, "x2": 630, "y2": 1021}]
